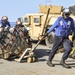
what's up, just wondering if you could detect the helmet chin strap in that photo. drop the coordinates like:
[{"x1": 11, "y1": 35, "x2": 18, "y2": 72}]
[
  {"x1": 62, "y1": 16, "x2": 69, "y2": 20},
  {"x1": 63, "y1": 13, "x2": 70, "y2": 19}
]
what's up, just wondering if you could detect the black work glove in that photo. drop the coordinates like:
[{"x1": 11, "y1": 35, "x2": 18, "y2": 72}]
[
  {"x1": 44, "y1": 33, "x2": 48, "y2": 37},
  {"x1": 38, "y1": 33, "x2": 48, "y2": 40}
]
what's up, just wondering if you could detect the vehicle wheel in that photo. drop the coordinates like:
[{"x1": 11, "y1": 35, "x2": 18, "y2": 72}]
[
  {"x1": 32, "y1": 56, "x2": 36, "y2": 62},
  {"x1": 27, "y1": 57, "x2": 33, "y2": 63},
  {"x1": 45, "y1": 32, "x2": 54, "y2": 48}
]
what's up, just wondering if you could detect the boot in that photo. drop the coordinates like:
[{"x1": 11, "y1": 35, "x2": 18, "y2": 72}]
[
  {"x1": 47, "y1": 60, "x2": 55, "y2": 67},
  {"x1": 60, "y1": 59, "x2": 71, "y2": 68}
]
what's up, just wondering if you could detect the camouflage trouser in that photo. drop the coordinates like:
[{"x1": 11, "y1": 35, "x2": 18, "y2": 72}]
[{"x1": 49, "y1": 35, "x2": 72, "y2": 61}]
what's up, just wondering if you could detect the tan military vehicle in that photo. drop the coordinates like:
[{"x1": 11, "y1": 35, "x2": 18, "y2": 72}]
[{"x1": 22, "y1": 5, "x2": 75, "y2": 48}]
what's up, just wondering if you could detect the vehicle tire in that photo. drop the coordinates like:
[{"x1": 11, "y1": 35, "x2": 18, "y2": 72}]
[
  {"x1": 45, "y1": 32, "x2": 54, "y2": 48},
  {"x1": 27, "y1": 57, "x2": 33, "y2": 63}
]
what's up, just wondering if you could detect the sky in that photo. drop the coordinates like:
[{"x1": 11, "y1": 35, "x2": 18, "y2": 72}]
[{"x1": 0, "y1": 0, "x2": 75, "y2": 22}]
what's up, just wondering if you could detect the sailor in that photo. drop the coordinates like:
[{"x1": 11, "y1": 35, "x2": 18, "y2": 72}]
[
  {"x1": 0, "y1": 16, "x2": 10, "y2": 27},
  {"x1": 46, "y1": 8, "x2": 75, "y2": 68}
]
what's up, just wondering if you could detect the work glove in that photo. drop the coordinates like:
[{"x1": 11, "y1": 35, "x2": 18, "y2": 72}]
[
  {"x1": 68, "y1": 35, "x2": 75, "y2": 42},
  {"x1": 38, "y1": 33, "x2": 48, "y2": 40},
  {"x1": 68, "y1": 35, "x2": 73, "y2": 42},
  {"x1": 44, "y1": 33, "x2": 48, "y2": 37}
]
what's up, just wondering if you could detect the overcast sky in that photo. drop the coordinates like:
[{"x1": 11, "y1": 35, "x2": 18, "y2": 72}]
[{"x1": 0, "y1": 0, "x2": 75, "y2": 22}]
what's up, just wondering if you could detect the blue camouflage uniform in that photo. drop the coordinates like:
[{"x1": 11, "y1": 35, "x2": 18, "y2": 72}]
[
  {"x1": 47, "y1": 16, "x2": 75, "y2": 37},
  {"x1": 47, "y1": 16, "x2": 75, "y2": 61},
  {"x1": 0, "y1": 20, "x2": 10, "y2": 27}
]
